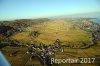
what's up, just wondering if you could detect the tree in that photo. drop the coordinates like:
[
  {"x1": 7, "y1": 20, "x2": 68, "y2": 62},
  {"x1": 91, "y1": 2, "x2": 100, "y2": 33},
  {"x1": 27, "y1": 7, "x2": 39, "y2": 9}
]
[{"x1": 29, "y1": 31, "x2": 40, "y2": 38}]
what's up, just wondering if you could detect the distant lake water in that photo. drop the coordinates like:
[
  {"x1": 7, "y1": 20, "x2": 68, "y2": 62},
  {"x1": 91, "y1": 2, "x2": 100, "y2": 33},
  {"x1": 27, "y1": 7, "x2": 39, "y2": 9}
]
[{"x1": 89, "y1": 18, "x2": 100, "y2": 24}]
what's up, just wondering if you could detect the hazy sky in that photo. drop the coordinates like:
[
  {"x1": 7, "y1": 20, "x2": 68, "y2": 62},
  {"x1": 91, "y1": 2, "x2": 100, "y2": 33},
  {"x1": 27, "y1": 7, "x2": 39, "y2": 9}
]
[{"x1": 0, "y1": 0, "x2": 100, "y2": 20}]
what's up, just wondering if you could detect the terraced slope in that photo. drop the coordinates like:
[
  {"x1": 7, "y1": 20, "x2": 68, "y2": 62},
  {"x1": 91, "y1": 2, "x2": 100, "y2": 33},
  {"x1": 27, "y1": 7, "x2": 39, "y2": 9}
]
[{"x1": 11, "y1": 19, "x2": 93, "y2": 48}]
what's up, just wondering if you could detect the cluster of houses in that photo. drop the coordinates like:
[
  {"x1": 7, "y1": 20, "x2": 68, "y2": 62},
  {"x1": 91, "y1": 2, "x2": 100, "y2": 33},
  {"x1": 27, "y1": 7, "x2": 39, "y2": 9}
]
[
  {"x1": 26, "y1": 39, "x2": 64, "y2": 66},
  {"x1": 7, "y1": 39, "x2": 63, "y2": 66}
]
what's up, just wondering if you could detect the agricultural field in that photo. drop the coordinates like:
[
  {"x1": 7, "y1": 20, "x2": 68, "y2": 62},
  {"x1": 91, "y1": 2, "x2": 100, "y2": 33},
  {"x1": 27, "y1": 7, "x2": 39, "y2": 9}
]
[
  {"x1": 0, "y1": 18, "x2": 100, "y2": 66},
  {"x1": 11, "y1": 19, "x2": 93, "y2": 47}
]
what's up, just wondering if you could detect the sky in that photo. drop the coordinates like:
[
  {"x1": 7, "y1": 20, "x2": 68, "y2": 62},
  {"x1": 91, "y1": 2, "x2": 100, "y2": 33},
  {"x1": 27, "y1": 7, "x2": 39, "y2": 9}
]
[{"x1": 0, "y1": 0, "x2": 100, "y2": 20}]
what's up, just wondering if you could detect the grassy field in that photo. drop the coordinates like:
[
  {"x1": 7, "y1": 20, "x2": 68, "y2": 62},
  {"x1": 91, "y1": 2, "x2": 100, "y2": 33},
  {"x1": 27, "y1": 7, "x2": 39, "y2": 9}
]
[
  {"x1": 4, "y1": 19, "x2": 99, "y2": 66},
  {"x1": 11, "y1": 20, "x2": 93, "y2": 47}
]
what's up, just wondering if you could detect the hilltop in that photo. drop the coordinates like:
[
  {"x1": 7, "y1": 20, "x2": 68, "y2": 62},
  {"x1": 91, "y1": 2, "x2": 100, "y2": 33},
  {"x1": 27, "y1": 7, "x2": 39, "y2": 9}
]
[
  {"x1": 0, "y1": 18, "x2": 99, "y2": 48},
  {"x1": 0, "y1": 18, "x2": 100, "y2": 66}
]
